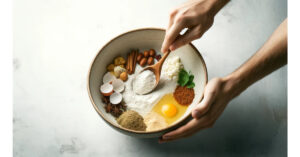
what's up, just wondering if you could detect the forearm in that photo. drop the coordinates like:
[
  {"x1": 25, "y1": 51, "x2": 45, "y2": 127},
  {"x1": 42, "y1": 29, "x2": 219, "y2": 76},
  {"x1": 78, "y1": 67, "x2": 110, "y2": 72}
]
[
  {"x1": 224, "y1": 19, "x2": 287, "y2": 99},
  {"x1": 209, "y1": 0, "x2": 230, "y2": 16}
]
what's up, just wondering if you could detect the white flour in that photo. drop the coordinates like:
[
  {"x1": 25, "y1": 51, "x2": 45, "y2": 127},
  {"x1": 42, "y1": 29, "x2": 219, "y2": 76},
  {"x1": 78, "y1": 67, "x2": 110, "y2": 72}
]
[
  {"x1": 133, "y1": 70, "x2": 156, "y2": 95},
  {"x1": 122, "y1": 56, "x2": 181, "y2": 116}
]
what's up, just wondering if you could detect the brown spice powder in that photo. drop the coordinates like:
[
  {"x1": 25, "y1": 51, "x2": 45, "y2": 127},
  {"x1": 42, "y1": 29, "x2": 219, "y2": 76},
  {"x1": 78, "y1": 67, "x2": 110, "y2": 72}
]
[
  {"x1": 173, "y1": 85, "x2": 195, "y2": 105},
  {"x1": 117, "y1": 110, "x2": 146, "y2": 131}
]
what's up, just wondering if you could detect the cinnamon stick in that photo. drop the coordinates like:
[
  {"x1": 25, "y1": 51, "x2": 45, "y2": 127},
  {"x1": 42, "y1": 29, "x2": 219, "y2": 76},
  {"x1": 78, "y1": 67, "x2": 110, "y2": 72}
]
[
  {"x1": 132, "y1": 50, "x2": 137, "y2": 73},
  {"x1": 126, "y1": 52, "x2": 130, "y2": 72},
  {"x1": 128, "y1": 51, "x2": 134, "y2": 74}
]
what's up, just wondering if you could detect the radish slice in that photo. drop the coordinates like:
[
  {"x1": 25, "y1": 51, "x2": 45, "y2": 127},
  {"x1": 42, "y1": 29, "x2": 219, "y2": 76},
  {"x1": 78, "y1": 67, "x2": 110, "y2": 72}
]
[
  {"x1": 112, "y1": 79, "x2": 125, "y2": 93},
  {"x1": 100, "y1": 83, "x2": 113, "y2": 96},
  {"x1": 110, "y1": 92, "x2": 122, "y2": 105},
  {"x1": 103, "y1": 72, "x2": 116, "y2": 84}
]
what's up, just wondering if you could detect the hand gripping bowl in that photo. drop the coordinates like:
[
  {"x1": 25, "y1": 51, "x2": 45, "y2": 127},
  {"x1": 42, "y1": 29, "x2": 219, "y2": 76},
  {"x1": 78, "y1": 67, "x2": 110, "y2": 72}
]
[{"x1": 87, "y1": 28, "x2": 208, "y2": 138}]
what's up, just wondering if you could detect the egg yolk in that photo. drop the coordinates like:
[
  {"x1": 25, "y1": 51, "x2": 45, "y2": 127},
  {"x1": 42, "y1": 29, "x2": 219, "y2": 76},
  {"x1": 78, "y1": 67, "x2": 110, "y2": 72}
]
[{"x1": 161, "y1": 104, "x2": 177, "y2": 117}]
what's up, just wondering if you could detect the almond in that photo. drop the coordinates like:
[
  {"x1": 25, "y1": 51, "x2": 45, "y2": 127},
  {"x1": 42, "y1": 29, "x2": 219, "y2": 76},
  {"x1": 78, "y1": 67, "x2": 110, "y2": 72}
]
[
  {"x1": 139, "y1": 57, "x2": 147, "y2": 67},
  {"x1": 143, "y1": 50, "x2": 150, "y2": 58},
  {"x1": 147, "y1": 57, "x2": 154, "y2": 65},
  {"x1": 149, "y1": 49, "x2": 156, "y2": 57},
  {"x1": 137, "y1": 53, "x2": 143, "y2": 62}
]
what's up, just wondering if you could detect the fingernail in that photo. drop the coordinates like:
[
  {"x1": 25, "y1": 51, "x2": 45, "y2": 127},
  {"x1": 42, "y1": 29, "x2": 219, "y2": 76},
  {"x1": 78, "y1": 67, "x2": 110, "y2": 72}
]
[
  {"x1": 192, "y1": 110, "x2": 201, "y2": 119},
  {"x1": 162, "y1": 135, "x2": 170, "y2": 140},
  {"x1": 169, "y1": 45, "x2": 175, "y2": 51},
  {"x1": 158, "y1": 140, "x2": 165, "y2": 144}
]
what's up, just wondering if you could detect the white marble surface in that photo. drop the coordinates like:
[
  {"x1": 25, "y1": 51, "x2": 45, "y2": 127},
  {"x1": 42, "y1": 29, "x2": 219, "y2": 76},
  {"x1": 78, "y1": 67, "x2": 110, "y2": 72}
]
[{"x1": 13, "y1": 0, "x2": 287, "y2": 156}]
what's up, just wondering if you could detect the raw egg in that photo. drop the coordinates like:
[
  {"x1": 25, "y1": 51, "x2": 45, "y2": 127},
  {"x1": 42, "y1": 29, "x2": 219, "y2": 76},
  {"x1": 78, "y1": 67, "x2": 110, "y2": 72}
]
[
  {"x1": 161, "y1": 104, "x2": 177, "y2": 117},
  {"x1": 152, "y1": 93, "x2": 188, "y2": 125}
]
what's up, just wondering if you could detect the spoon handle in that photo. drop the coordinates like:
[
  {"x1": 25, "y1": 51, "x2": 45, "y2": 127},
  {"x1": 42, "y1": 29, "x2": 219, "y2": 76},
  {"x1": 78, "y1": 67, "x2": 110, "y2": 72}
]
[{"x1": 156, "y1": 50, "x2": 171, "y2": 72}]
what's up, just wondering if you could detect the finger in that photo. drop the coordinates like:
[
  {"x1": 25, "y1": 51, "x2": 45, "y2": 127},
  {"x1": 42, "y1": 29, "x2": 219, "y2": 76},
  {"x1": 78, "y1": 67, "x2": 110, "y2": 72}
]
[
  {"x1": 170, "y1": 25, "x2": 206, "y2": 51},
  {"x1": 159, "y1": 126, "x2": 208, "y2": 143},
  {"x1": 158, "y1": 137, "x2": 165, "y2": 144},
  {"x1": 167, "y1": 9, "x2": 177, "y2": 30},
  {"x1": 192, "y1": 88, "x2": 217, "y2": 119},
  {"x1": 165, "y1": 105, "x2": 222, "y2": 142},
  {"x1": 160, "y1": 97, "x2": 229, "y2": 143},
  {"x1": 158, "y1": 137, "x2": 174, "y2": 144},
  {"x1": 162, "y1": 117, "x2": 210, "y2": 141},
  {"x1": 159, "y1": 136, "x2": 176, "y2": 143},
  {"x1": 160, "y1": 124, "x2": 209, "y2": 143},
  {"x1": 169, "y1": 27, "x2": 199, "y2": 51},
  {"x1": 160, "y1": 101, "x2": 227, "y2": 143},
  {"x1": 162, "y1": 119, "x2": 199, "y2": 140},
  {"x1": 161, "y1": 22, "x2": 185, "y2": 53},
  {"x1": 163, "y1": 9, "x2": 180, "y2": 53},
  {"x1": 166, "y1": 1, "x2": 191, "y2": 30}
]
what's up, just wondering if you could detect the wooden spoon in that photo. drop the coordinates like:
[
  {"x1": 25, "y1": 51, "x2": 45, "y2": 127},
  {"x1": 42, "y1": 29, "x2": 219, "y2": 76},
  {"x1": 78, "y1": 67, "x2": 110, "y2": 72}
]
[{"x1": 138, "y1": 50, "x2": 171, "y2": 94}]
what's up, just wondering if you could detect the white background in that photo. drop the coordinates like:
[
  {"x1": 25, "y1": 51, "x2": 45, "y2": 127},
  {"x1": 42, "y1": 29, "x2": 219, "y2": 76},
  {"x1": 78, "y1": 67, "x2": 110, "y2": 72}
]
[{"x1": 9, "y1": 0, "x2": 289, "y2": 156}]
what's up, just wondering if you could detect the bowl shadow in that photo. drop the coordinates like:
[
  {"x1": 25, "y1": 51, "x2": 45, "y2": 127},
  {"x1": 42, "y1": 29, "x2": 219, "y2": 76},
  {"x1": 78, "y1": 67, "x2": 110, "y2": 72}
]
[{"x1": 124, "y1": 93, "x2": 287, "y2": 157}]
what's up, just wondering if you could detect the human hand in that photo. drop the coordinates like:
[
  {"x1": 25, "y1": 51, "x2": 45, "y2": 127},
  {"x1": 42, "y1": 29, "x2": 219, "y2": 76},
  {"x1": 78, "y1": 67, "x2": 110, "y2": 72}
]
[
  {"x1": 161, "y1": 0, "x2": 229, "y2": 53},
  {"x1": 159, "y1": 18, "x2": 288, "y2": 143},
  {"x1": 159, "y1": 77, "x2": 237, "y2": 143}
]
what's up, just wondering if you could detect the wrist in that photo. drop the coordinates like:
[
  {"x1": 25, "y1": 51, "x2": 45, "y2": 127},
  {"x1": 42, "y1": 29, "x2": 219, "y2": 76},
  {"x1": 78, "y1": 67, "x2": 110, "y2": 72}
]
[
  {"x1": 209, "y1": 0, "x2": 230, "y2": 16},
  {"x1": 222, "y1": 71, "x2": 247, "y2": 100}
]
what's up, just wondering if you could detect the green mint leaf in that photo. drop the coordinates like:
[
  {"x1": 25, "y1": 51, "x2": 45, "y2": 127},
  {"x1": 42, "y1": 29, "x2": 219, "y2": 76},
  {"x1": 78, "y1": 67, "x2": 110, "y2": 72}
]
[
  {"x1": 187, "y1": 75, "x2": 194, "y2": 85},
  {"x1": 177, "y1": 68, "x2": 196, "y2": 88},
  {"x1": 178, "y1": 69, "x2": 189, "y2": 86},
  {"x1": 187, "y1": 82, "x2": 195, "y2": 88}
]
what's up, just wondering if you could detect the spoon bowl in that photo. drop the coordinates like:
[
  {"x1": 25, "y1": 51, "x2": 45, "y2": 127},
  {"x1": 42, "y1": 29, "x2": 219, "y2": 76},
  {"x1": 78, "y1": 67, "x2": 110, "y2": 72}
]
[{"x1": 137, "y1": 50, "x2": 171, "y2": 94}]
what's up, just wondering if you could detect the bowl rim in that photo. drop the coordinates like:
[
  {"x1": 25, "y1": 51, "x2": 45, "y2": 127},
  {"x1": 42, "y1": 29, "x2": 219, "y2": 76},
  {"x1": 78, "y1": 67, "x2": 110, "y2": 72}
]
[{"x1": 87, "y1": 27, "x2": 208, "y2": 134}]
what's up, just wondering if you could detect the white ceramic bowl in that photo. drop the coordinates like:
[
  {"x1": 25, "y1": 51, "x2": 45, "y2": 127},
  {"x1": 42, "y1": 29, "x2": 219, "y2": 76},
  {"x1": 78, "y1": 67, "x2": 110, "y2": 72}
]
[{"x1": 87, "y1": 28, "x2": 207, "y2": 138}]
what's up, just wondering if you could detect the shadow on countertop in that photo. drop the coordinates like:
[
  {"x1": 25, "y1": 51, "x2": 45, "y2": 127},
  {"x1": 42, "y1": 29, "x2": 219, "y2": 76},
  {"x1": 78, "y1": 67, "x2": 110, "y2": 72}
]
[{"x1": 125, "y1": 89, "x2": 287, "y2": 157}]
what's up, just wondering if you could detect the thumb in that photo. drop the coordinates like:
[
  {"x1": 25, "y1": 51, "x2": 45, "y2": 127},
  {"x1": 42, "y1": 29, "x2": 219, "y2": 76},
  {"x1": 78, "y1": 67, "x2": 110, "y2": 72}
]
[
  {"x1": 169, "y1": 26, "x2": 202, "y2": 51},
  {"x1": 192, "y1": 90, "x2": 216, "y2": 119}
]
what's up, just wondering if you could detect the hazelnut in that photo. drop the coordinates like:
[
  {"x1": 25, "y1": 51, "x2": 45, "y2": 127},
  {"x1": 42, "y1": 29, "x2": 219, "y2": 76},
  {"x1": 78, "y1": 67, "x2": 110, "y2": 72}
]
[
  {"x1": 120, "y1": 72, "x2": 128, "y2": 81},
  {"x1": 147, "y1": 57, "x2": 154, "y2": 65},
  {"x1": 107, "y1": 64, "x2": 115, "y2": 72},
  {"x1": 149, "y1": 49, "x2": 156, "y2": 57},
  {"x1": 114, "y1": 56, "x2": 126, "y2": 66},
  {"x1": 137, "y1": 53, "x2": 143, "y2": 62},
  {"x1": 139, "y1": 57, "x2": 147, "y2": 67},
  {"x1": 143, "y1": 51, "x2": 150, "y2": 58}
]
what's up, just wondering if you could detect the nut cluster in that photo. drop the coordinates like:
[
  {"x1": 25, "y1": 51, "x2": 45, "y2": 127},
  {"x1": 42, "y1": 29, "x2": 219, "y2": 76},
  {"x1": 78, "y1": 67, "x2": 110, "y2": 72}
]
[{"x1": 137, "y1": 49, "x2": 156, "y2": 67}]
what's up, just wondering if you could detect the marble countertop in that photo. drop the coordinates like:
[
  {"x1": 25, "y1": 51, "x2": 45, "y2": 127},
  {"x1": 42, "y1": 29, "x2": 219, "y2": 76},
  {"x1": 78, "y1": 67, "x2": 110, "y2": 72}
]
[{"x1": 13, "y1": 0, "x2": 287, "y2": 156}]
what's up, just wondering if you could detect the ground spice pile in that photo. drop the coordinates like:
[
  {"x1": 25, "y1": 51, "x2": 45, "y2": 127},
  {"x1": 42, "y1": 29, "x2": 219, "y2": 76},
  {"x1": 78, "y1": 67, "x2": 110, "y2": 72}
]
[
  {"x1": 117, "y1": 110, "x2": 146, "y2": 131},
  {"x1": 173, "y1": 85, "x2": 195, "y2": 105}
]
